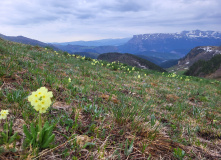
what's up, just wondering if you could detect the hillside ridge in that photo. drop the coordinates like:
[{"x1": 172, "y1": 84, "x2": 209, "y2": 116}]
[{"x1": 97, "y1": 52, "x2": 166, "y2": 72}]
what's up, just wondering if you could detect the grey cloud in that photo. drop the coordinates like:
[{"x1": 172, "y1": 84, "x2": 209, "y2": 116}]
[
  {"x1": 75, "y1": 14, "x2": 95, "y2": 19},
  {"x1": 0, "y1": 0, "x2": 220, "y2": 42},
  {"x1": 10, "y1": 16, "x2": 58, "y2": 26},
  {"x1": 101, "y1": 0, "x2": 146, "y2": 12}
]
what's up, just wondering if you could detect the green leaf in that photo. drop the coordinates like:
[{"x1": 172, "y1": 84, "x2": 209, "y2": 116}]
[
  {"x1": 9, "y1": 121, "x2": 13, "y2": 136},
  {"x1": 1, "y1": 132, "x2": 7, "y2": 143},
  {"x1": 8, "y1": 132, "x2": 18, "y2": 144},
  {"x1": 83, "y1": 142, "x2": 96, "y2": 149},
  {"x1": 127, "y1": 139, "x2": 134, "y2": 155},
  {"x1": 124, "y1": 139, "x2": 134, "y2": 156},
  {"x1": 47, "y1": 125, "x2": 54, "y2": 134},
  {"x1": 30, "y1": 123, "x2": 37, "y2": 135},
  {"x1": 42, "y1": 127, "x2": 53, "y2": 143},
  {"x1": 43, "y1": 121, "x2": 50, "y2": 128},
  {"x1": 23, "y1": 125, "x2": 32, "y2": 140},
  {"x1": 3, "y1": 123, "x2": 7, "y2": 130},
  {"x1": 42, "y1": 134, "x2": 55, "y2": 149},
  {"x1": 151, "y1": 114, "x2": 156, "y2": 126},
  {"x1": 38, "y1": 127, "x2": 45, "y2": 144}
]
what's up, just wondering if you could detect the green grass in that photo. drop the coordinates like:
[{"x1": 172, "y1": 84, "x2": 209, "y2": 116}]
[{"x1": 0, "y1": 38, "x2": 221, "y2": 159}]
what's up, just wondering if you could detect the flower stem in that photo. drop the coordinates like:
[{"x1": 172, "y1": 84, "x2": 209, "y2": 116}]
[
  {"x1": 39, "y1": 113, "x2": 42, "y2": 132},
  {"x1": 6, "y1": 119, "x2": 9, "y2": 149}
]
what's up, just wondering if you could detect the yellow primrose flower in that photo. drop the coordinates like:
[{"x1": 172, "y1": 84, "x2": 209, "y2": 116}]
[
  {"x1": 28, "y1": 91, "x2": 37, "y2": 101},
  {"x1": 31, "y1": 98, "x2": 40, "y2": 107},
  {"x1": 38, "y1": 87, "x2": 52, "y2": 98},
  {"x1": 213, "y1": 120, "x2": 217, "y2": 123},
  {"x1": 69, "y1": 77, "x2": 71, "y2": 82},
  {"x1": 0, "y1": 109, "x2": 9, "y2": 119},
  {"x1": 138, "y1": 75, "x2": 140, "y2": 78},
  {"x1": 28, "y1": 87, "x2": 53, "y2": 113},
  {"x1": 34, "y1": 105, "x2": 41, "y2": 112},
  {"x1": 39, "y1": 106, "x2": 48, "y2": 113}
]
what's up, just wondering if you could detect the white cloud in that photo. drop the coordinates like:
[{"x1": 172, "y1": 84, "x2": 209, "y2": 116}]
[{"x1": 0, "y1": 0, "x2": 220, "y2": 42}]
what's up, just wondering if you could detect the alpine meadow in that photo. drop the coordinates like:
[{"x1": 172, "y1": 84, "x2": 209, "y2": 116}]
[{"x1": 0, "y1": 38, "x2": 221, "y2": 159}]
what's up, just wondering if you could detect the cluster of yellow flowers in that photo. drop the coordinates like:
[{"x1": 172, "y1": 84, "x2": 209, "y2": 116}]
[
  {"x1": 164, "y1": 72, "x2": 192, "y2": 82},
  {"x1": 0, "y1": 110, "x2": 9, "y2": 120},
  {"x1": 28, "y1": 87, "x2": 53, "y2": 113},
  {"x1": 167, "y1": 72, "x2": 177, "y2": 78},
  {"x1": 91, "y1": 59, "x2": 100, "y2": 65}
]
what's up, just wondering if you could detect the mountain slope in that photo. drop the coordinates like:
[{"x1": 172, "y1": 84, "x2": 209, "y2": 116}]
[
  {"x1": 135, "y1": 50, "x2": 181, "y2": 61},
  {"x1": 159, "y1": 59, "x2": 179, "y2": 68},
  {"x1": 0, "y1": 33, "x2": 59, "y2": 50},
  {"x1": 97, "y1": 52, "x2": 166, "y2": 72},
  {"x1": 0, "y1": 38, "x2": 221, "y2": 159},
  {"x1": 135, "y1": 55, "x2": 165, "y2": 65},
  {"x1": 184, "y1": 54, "x2": 221, "y2": 79},
  {"x1": 53, "y1": 44, "x2": 118, "y2": 54},
  {"x1": 177, "y1": 46, "x2": 221, "y2": 70}
]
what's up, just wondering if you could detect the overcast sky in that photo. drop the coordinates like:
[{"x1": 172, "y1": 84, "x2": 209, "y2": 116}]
[{"x1": 0, "y1": 0, "x2": 220, "y2": 42}]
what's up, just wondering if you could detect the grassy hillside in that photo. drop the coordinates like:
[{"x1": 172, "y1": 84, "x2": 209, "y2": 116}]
[
  {"x1": 0, "y1": 38, "x2": 221, "y2": 159},
  {"x1": 98, "y1": 52, "x2": 166, "y2": 72},
  {"x1": 0, "y1": 33, "x2": 58, "y2": 51},
  {"x1": 72, "y1": 52, "x2": 100, "y2": 59}
]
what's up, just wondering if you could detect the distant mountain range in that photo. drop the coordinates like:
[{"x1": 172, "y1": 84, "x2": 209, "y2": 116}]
[
  {"x1": 52, "y1": 38, "x2": 131, "y2": 46},
  {"x1": 119, "y1": 30, "x2": 221, "y2": 55},
  {"x1": 54, "y1": 44, "x2": 118, "y2": 54},
  {"x1": 0, "y1": 33, "x2": 59, "y2": 50},
  {"x1": 53, "y1": 30, "x2": 221, "y2": 65},
  {"x1": 1, "y1": 30, "x2": 221, "y2": 68}
]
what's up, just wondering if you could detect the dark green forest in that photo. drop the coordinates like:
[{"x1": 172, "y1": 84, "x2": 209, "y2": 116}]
[{"x1": 185, "y1": 54, "x2": 221, "y2": 76}]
